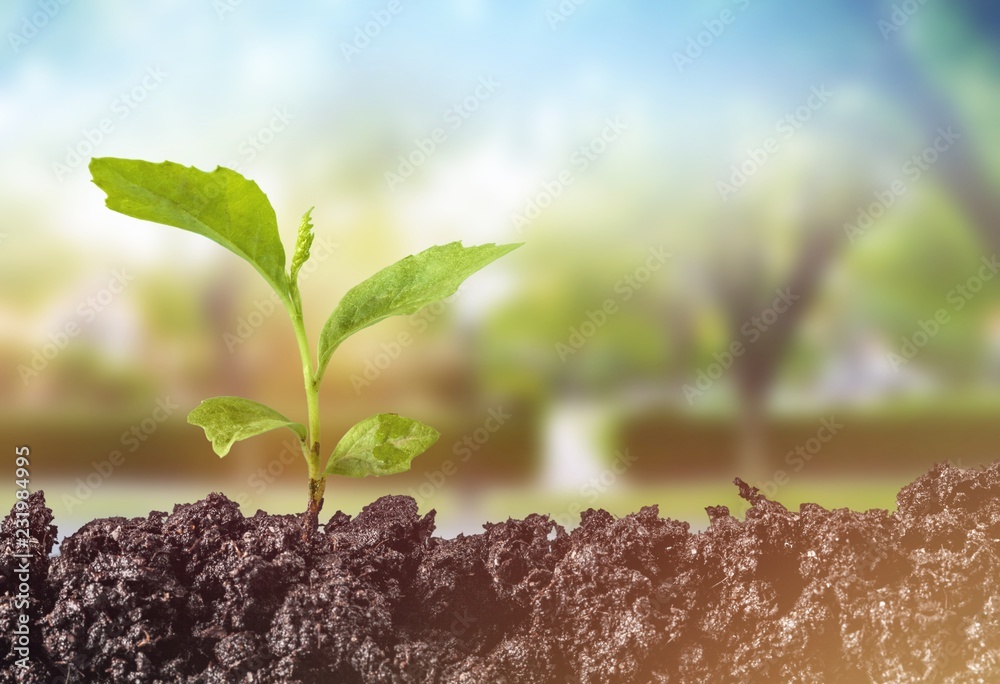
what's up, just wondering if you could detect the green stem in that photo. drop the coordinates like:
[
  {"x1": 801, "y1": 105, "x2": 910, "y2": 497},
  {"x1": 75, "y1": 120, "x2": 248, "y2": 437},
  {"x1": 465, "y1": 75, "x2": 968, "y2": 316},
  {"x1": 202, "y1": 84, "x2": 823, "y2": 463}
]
[{"x1": 285, "y1": 292, "x2": 325, "y2": 512}]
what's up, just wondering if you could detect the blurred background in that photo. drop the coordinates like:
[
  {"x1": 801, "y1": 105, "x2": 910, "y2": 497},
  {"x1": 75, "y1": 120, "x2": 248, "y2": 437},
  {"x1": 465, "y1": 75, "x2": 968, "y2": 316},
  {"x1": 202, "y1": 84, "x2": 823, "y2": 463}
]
[{"x1": 3, "y1": 1, "x2": 1000, "y2": 540}]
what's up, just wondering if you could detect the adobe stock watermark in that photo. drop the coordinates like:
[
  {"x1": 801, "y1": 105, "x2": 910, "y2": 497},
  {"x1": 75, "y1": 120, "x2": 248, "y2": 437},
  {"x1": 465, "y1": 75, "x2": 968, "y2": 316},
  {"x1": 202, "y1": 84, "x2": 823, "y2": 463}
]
[
  {"x1": 717, "y1": 85, "x2": 834, "y2": 201},
  {"x1": 224, "y1": 106, "x2": 295, "y2": 175},
  {"x1": 925, "y1": 630, "x2": 967, "y2": 678},
  {"x1": 844, "y1": 126, "x2": 960, "y2": 244},
  {"x1": 735, "y1": 416, "x2": 845, "y2": 515},
  {"x1": 408, "y1": 406, "x2": 511, "y2": 506},
  {"x1": 52, "y1": 65, "x2": 168, "y2": 182},
  {"x1": 551, "y1": 448, "x2": 639, "y2": 529},
  {"x1": 8, "y1": 0, "x2": 72, "y2": 54},
  {"x1": 223, "y1": 236, "x2": 338, "y2": 352},
  {"x1": 445, "y1": 609, "x2": 479, "y2": 657},
  {"x1": 61, "y1": 396, "x2": 179, "y2": 512},
  {"x1": 234, "y1": 408, "x2": 511, "y2": 510},
  {"x1": 385, "y1": 75, "x2": 500, "y2": 192},
  {"x1": 878, "y1": 0, "x2": 931, "y2": 40},
  {"x1": 886, "y1": 255, "x2": 999, "y2": 372},
  {"x1": 238, "y1": 436, "x2": 302, "y2": 507},
  {"x1": 555, "y1": 246, "x2": 672, "y2": 362},
  {"x1": 851, "y1": 460, "x2": 963, "y2": 578},
  {"x1": 683, "y1": 287, "x2": 799, "y2": 405},
  {"x1": 673, "y1": 0, "x2": 752, "y2": 73},
  {"x1": 546, "y1": 0, "x2": 588, "y2": 31},
  {"x1": 349, "y1": 285, "x2": 464, "y2": 395},
  {"x1": 340, "y1": 0, "x2": 407, "y2": 62},
  {"x1": 18, "y1": 268, "x2": 134, "y2": 385},
  {"x1": 511, "y1": 116, "x2": 628, "y2": 234},
  {"x1": 11, "y1": 446, "x2": 32, "y2": 670},
  {"x1": 213, "y1": 0, "x2": 245, "y2": 21}
]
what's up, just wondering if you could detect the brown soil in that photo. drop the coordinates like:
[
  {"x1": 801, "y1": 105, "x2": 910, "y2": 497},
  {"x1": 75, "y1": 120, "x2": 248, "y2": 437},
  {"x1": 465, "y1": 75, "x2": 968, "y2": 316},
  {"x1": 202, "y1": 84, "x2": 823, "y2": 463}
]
[{"x1": 2, "y1": 461, "x2": 998, "y2": 683}]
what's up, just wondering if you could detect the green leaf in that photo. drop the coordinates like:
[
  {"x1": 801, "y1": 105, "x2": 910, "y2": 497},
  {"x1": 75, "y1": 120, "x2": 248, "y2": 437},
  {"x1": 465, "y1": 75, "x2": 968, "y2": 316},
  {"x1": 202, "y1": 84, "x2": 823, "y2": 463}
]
[
  {"x1": 317, "y1": 241, "x2": 521, "y2": 377},
  {"x1": 187, "y1": 396, "x2": 306, "y2": 457},
  {"x1": 325, "y1": 413, "x2": 439, "y2": 478},
  {"x1": 89, "y1": 158, "x2": 289, "y2": 299}
]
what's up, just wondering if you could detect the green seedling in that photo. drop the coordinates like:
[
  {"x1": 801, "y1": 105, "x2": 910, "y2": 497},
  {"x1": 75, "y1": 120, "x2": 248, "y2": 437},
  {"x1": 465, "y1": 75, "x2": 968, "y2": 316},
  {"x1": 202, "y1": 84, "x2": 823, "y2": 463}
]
[{"x1": 89, "y1": 157, "x2": 519, "y2": 535}]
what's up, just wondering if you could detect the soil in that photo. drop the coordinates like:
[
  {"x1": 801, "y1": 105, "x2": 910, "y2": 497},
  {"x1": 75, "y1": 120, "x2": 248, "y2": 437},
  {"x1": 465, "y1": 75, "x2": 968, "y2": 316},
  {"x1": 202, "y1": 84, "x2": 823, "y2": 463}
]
[{"x1": 2, "y1": 461, "x2": 999, "y2": 683}]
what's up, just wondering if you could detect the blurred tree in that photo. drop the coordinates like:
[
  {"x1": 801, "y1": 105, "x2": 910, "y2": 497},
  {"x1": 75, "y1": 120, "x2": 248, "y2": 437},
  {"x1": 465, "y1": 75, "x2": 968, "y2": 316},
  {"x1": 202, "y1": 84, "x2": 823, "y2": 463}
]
[
  {"x1": 478, "y1": 236, "x2": 669, "y2": 490},
  {"x1": 688, "y1": 1, "x2": 1000, "y2": 479}
]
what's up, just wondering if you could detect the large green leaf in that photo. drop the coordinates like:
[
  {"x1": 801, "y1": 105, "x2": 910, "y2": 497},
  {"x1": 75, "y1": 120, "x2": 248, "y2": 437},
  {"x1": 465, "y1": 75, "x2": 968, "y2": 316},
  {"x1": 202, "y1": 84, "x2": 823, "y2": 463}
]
[
  {"x1": 89, "y1": 158, "x2": 289, "y2": 298},
  {"x1": 188, "y1": 396, "x2": 306, "y2": 457},
  {"x1": 325, "y1": 413, "x2": 439, "y2": 478},
  {"x1": 317, "y1": 242, "x2": 521, "y2": 377}
]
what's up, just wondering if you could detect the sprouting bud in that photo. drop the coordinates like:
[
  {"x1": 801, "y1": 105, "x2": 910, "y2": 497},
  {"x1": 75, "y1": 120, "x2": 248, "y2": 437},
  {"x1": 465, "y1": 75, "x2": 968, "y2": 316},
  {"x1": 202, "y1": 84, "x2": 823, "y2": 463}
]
[{"x1": 290, "y1": 207, "x2": 315, "y2": 284}]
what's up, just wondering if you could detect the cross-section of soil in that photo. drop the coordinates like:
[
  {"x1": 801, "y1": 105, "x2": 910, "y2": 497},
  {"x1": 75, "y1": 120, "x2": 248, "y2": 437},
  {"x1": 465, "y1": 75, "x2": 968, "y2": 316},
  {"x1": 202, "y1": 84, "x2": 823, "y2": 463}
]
[{"x1": 2, "y1": 461, "x2": 998, "y2": 683}]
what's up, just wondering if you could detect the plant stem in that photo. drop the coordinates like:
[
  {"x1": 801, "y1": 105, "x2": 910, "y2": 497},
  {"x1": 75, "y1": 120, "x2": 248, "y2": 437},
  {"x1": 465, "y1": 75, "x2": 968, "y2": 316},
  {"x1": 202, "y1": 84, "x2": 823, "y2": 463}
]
[{"x1": 285, "y1": 294, "x2": 325, "y2": 523}]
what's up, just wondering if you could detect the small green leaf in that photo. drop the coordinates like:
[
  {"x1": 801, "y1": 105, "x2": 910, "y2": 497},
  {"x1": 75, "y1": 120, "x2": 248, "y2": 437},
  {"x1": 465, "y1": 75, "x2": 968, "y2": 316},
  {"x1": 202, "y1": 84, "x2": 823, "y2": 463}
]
[
  {"x1": 89, "y1": 158, "x2": 289, "y2": 299},
  {"x1": 188, "y1": 396, "x2": 306, "y2": 457},
  {"x1": 289, "y1": 207, "x2": 315, "y2": 284},
  {"x1": 317, "y1": 242, "x2": 521, "y2": 378},
  {"x1": 325, "y1": 413, "x2": 440, "y2": 478}
]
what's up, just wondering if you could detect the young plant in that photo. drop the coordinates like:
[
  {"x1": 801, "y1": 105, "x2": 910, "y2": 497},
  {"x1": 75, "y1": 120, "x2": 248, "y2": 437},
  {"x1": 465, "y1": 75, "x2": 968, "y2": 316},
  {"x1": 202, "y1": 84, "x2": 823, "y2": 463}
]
[{"x1": 89, "y1": 158, "x2": 519, "y2": 534}]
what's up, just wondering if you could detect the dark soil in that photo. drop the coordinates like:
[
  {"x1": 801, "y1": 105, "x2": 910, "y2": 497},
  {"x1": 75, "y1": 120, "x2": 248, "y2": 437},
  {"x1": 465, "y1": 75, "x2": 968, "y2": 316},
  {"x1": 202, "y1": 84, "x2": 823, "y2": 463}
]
[{"x1": 2, "y1": 461, "x2": 999, "y2": 683}]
